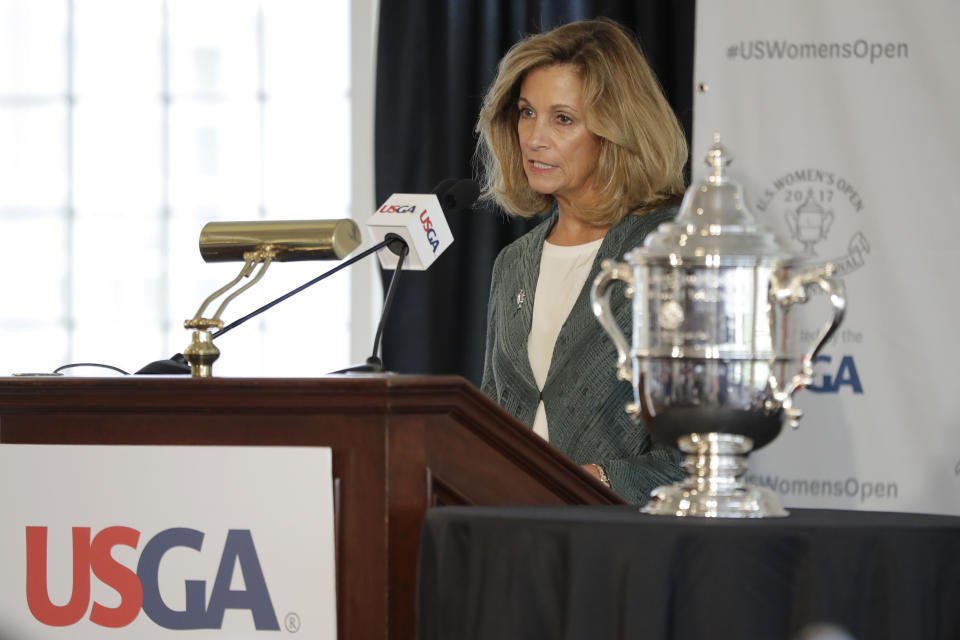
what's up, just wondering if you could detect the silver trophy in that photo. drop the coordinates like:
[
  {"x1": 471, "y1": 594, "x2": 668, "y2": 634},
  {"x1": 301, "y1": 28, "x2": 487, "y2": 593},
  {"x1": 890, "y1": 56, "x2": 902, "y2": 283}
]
[{"x1": 590, "y1": 137, "x2": 845, "y2": 517}]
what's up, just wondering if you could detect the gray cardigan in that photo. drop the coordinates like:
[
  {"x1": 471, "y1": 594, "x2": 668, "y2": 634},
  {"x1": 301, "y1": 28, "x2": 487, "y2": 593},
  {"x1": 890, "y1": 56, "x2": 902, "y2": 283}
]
[{"x1": 480, "y1": 207, "x2": 684, "y2": 504}]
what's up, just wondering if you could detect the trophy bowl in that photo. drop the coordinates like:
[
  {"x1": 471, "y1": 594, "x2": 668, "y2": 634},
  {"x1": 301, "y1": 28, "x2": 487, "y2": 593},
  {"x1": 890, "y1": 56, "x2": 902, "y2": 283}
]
[{"x1": 591, "y1": 137, "x2": 845, "y2": 518}]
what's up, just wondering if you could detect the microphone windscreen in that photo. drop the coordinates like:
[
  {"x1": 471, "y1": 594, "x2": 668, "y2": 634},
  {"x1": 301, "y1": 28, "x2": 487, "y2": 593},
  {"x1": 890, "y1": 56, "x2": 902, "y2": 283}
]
[
  {"x1": 367, "y1": 194, "x2": 454, "y2": 270},
  {"x1": 444, "y1": 179, "x2": 480, "y2": 214},
  {"x1": 431, "y1": 178, "x2": 458, "y2": 197}
]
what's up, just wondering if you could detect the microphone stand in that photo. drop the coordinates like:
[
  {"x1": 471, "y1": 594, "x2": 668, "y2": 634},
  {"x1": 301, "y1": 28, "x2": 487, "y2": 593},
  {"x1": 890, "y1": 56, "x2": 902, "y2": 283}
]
[
  {"x1": 210, "y1": 234, "x2": 408, "y2": 373},
  {"x1": 334, "y1": 241, "x2": 408, "y2": 373}
]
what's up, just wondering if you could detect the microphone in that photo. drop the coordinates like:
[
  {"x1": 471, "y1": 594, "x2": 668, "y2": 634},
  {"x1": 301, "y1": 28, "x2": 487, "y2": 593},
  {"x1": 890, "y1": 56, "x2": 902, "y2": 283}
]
[
  {"x1": 437, "y1": 178, "x2": 481, "y2": 217},
  {"x1": 335, "y1": 179, "x2": 478, "y2": 373},
  {"x1": 365, "y1": 179, "x2": 478, "y2": 271}
]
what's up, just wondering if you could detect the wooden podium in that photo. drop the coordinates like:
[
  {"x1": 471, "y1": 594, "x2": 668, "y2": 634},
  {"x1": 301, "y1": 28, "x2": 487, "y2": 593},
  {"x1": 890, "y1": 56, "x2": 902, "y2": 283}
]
[{"x1": 0, "y1": 375, "x2": 622, "y2": 639}]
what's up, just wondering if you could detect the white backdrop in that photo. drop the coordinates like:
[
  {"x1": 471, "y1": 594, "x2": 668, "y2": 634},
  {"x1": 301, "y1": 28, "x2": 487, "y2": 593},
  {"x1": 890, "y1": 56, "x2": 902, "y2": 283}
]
[{"x1": 694, "y1": 0, "x2": 960, "y2": 515}]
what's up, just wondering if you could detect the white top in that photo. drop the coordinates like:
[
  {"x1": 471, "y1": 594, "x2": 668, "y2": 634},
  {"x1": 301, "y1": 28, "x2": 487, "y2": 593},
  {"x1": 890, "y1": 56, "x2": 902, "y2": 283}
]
[{"x1": 527, "y1": 237, "x2": 604, "y2": 441}]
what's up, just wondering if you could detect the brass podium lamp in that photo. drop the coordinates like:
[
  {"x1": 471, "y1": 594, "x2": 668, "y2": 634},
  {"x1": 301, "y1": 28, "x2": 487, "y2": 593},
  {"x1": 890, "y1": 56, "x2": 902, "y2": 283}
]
[{"x1": 183, "y1": 219, "x2": 361, "y2": 378}]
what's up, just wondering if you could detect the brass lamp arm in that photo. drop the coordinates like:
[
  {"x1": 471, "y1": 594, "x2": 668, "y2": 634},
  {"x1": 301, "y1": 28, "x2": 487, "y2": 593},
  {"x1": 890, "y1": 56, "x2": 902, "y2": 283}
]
[
  {"x1": 186, "y1": 248, "x2": 276, "y2": 328},
  {"x1": 183, "y1": 247, "x2": 276, "y2": 378},
  {"x1": 210, "y1": 253, "x2": 275, "y2": 323}
]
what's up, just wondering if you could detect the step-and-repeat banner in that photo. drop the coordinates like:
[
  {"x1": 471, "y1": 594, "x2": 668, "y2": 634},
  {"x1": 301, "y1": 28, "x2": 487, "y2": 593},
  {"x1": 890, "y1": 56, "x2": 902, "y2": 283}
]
[
  {"x1": 694, "y1": 0, "x2": 960, "y2": 515},
  {"x1": 0, "y1": 445, "x2": 337, "y2": 638}
]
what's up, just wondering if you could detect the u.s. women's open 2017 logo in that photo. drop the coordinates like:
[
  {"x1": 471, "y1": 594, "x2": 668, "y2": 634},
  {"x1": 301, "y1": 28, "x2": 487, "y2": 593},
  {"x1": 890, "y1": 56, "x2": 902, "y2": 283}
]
[
  {"x1": 754, "y1": 168, "x2": 868, "y2": 395},
  {"x1": 754, "y1": 168, "x2": 869, "y2": 275}
]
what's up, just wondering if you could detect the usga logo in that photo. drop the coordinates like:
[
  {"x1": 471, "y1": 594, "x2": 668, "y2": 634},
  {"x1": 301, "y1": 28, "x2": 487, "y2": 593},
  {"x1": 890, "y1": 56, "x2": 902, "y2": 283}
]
[
  {"x1": 379, "y1": 203, "x2": 442, "y2": 254},
  {"x1": 377, "y1": 204, "x2": 417, "y2": 214},
  {"x1": 419, "y1": 209, "x2": 441, "y2": 254},
  {"x1": 26, "y1": 526, "x2": 279, "y2": 630}
]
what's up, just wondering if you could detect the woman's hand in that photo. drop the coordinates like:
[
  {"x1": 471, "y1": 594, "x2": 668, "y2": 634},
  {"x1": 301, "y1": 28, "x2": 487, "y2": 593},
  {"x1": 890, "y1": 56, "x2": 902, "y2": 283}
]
[
  {"x1": 581, "y1": 463, "x2": 612, "y2": 489},
  {"x1": 581, "y1": 463, "x2": 602, "y2": 480}
]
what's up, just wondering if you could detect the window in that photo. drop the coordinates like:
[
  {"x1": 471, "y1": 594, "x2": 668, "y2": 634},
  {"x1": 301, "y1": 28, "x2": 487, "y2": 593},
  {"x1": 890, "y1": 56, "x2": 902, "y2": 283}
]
[{"x1": 0, "y1": 0, "x2": 360, "y2": 376}]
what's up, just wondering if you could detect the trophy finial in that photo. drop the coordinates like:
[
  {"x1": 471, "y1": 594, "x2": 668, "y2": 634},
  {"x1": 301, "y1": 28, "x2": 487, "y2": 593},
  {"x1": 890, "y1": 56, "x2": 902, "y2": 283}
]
[{"x1": 706, "y1": 133, "x2": 733, "y2": 185}]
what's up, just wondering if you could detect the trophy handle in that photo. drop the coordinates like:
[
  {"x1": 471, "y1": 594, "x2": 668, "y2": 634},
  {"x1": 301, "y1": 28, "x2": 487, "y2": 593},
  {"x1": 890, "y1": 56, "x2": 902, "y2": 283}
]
[
  {"x1": 769, "y1": 264, "x2": 846, "y2": 427},
  {"x1": 590, "y1": 260, "x2": 635, "y2": 382}
]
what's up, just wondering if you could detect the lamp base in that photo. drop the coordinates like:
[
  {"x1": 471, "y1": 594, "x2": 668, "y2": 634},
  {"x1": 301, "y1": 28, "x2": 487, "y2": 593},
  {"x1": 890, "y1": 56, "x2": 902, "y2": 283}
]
[{"x1": 183, "y1": 329, "x2": 220, "y2": 378}]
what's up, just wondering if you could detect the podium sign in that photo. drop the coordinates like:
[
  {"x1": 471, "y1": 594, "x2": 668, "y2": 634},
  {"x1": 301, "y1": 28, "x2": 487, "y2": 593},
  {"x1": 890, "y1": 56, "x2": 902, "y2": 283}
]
[{"x1": 0, "y1": 444, "x2": 337, "y2": 639}]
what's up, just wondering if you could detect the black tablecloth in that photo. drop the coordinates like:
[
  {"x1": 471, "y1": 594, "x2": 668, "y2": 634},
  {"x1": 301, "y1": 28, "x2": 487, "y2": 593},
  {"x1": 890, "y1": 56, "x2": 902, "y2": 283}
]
[{"x1": 417, "y1": 506, "x2": 960, "y2": 640}]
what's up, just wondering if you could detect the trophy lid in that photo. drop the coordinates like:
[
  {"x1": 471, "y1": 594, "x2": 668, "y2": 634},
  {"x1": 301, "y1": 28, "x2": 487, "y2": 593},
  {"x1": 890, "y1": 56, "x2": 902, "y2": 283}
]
[{"x1": 636, "y1": 135, "x2": 789, "y2": 264}]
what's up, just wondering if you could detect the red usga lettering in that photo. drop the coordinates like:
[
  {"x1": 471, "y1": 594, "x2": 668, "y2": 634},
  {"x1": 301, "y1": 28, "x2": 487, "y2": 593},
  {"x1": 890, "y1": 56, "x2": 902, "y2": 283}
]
[
  {"x1": 419, "y1": 210, "x2": 441, "y2": 254},
  {"x1": 26, "y1": 526, "x2": 143, "y2": 628},
  {"x1": 419, "y1": 209, "x2": 433, "y2": 232}
]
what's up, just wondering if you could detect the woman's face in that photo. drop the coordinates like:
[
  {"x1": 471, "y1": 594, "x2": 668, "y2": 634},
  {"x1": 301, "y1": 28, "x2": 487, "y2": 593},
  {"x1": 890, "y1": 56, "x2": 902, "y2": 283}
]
[{"x1": 517, "y1": 64, "x2": 601, "y2": 212}]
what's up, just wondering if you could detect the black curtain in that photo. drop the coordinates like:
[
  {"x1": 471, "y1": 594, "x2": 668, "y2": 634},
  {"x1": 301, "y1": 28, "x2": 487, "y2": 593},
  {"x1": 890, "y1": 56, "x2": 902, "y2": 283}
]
[{"x1": 374, "y1": 1, "x2": 695, "y2": 386}]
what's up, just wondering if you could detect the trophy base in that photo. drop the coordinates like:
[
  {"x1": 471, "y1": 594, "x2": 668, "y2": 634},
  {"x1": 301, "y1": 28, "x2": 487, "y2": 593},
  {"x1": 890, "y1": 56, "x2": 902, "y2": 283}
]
[
  {"x1": 642, "y1": 483, "x2": 788, "y2": 518},
  {"x1": 641, "y1": 432, "x2": 789, "y2": 518}
]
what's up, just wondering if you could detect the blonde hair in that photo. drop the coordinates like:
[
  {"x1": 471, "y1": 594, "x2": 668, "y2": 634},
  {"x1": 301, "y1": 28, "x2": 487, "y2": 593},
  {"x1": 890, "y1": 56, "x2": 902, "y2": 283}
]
[{"x1": 475, "y1": 18, "x2": 687, "y2": 225}]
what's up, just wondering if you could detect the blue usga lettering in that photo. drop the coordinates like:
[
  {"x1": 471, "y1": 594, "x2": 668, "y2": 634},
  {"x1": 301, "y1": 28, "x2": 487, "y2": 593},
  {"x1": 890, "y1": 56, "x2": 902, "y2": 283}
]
[
  {"x1": 205, "y1": 530, "x2": 279, "y2": 630},
  {"x1": 427, "y1": 229, "x2": 440, "y2": 253},
  {"x1": 138, "y1": 528, "x2": 206, "y2": 630},
  {"x1": 137, "y1": 528, "x2": 280, "y2": 631},
  {"x1": 806, "y1": 354, "x2": 864, "y2": 394}
]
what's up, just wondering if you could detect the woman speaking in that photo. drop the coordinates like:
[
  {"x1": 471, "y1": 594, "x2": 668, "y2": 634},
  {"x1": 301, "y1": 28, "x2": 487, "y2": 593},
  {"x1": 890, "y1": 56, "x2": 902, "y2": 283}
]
[{"x1": 476, "y1": 19, "x2": 687, "y2": 503}]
